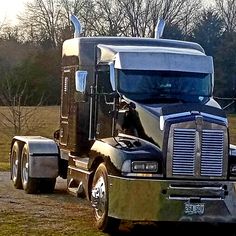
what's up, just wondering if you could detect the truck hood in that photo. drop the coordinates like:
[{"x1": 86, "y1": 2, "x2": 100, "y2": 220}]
[
  {"x1": 130, "y1": 101, "x2": 227, "y2": 148},
  {"x1": 139, "y1": 102, "x2": 226, "y2": 119}
]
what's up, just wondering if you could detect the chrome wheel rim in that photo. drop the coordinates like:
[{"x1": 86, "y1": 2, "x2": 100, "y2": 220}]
[
  {"x1": 92, "y1": 176, "x2": 107, "y2": 220},
  {"x1": 12, "y1": 151, "x2": 18, "y2": 182},
  {"x1": 22, "y1": 152, "x2": 29, "y2": 185}
]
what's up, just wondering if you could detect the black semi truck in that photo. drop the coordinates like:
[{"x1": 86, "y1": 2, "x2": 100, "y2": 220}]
[{"x1": 10, "y1": 15, "x2": 236, "y2": 232}]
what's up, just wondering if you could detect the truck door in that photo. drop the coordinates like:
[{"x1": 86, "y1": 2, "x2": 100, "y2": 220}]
[{"x1": 96, "y1": 66, "x2": 114, "y2": 138}]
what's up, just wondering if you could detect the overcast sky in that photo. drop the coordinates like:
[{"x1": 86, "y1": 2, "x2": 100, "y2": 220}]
[{"x1": 0, "y1": 0, "x2": 27, "y2": 24}]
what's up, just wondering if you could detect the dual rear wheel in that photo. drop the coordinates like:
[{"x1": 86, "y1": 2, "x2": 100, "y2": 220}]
[
  {"x1": 10, "y1": 141, "x2": 56, "y2": 194},
  {"x1": 11, "y1": 141, "x2": 22, "y2": 189}
]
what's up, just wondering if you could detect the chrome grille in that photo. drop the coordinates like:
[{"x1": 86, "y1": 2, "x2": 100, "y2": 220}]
[
  {"x1": 172, "y1": 128, "x2": 224, "y2": 178},
  {"x1": 201, "y1": 130, "x2": 224, "y2": 177},
  {"x1": 172, "y1": 129, "x2": 196, "y2": 176}
]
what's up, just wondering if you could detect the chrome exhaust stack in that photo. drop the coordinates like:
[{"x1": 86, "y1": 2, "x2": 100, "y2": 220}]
[
  {"x1": 155, "y1": 19, "x2": 165, "y2": 39},
  {"x1": 70, "y1": 15, "x2": 82, "y2": 38}
]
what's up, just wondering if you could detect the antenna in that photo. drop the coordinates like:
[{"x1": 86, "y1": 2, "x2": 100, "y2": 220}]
[
  {"x1": 70, "y1": 15, "x2": 82, "y2": 38},
  {"x1": 155, "y1": 19, "x2": 165, "y2": 39}
]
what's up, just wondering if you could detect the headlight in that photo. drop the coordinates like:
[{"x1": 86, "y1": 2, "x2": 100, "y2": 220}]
[
  {"x1": 121, "y1": 160, "x2": 131, "y2": 173},
  {"x1": 132, "y1": 161, "x2": 158, "y2": 173}
]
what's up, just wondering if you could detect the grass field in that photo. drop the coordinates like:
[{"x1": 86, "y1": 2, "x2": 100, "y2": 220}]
[
  {"x1": 0, "y1": 106, "x2": 60, "y2": 171},
  {"x1": 228, "y1": 114, "x2": 236, "y2": 144},
  {"x1": 1, "y1": 106, "x2": 236, "y2": 171}
]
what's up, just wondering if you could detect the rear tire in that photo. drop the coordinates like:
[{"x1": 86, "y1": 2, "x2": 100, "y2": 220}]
[
  {"x1": 91, "y1": 163, "x2": 120, "y2": 232},
  {"x1": 21, "y1": 144, "x2": 39, "y2": 194},
  {"x1": 10, "y1": 141, "x2": 23, "y2": 189},
  {"x1": 40, "y1": 178, "x2": 56, "y2": 193}
]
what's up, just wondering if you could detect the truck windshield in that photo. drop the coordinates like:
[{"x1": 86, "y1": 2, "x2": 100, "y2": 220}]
[{"x1": 118, "y1": 70, "x2": 212, "y2": 103}]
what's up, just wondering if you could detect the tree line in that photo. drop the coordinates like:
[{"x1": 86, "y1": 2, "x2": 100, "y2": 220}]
[{"x1": 0, "y1": 0, "x2": 236, "y2": 110}]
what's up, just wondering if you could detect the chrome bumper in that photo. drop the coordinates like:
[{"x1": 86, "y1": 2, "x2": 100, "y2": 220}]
[{"x1": 108, "y1": 176, "x2": 236, "y2": 223}]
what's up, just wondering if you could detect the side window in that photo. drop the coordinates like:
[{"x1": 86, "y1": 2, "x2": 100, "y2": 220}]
[
  {"x1": 97, "y1": 70, "x2": 112, "y2": 94},
  {"x1": 97, "y1": 65, "x2": 111, "y2": 93}
]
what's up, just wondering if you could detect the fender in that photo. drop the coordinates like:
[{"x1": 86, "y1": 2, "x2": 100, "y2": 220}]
[
  {"x1": 90, "y1": 134, "x2": 163, "y2": 173},
  {"x1": 12, "y1": 136, "x2": 59, "y2": 178}
]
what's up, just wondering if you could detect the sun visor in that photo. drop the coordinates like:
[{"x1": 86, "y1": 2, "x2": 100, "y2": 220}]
[
  {"x1": 114, "y1": 52, "x2": 214, "y2": 73},
  {"x1": 97, "y1": 44, "x2": 214, "y2": 74}
]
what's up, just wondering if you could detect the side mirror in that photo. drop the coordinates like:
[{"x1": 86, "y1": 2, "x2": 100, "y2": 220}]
[
  {"x1": 75, "y1": 70, "x2": 88, "y2": 93},
  {"x1": 109, "y1": 62, "x2": 116, "y2": 91}
]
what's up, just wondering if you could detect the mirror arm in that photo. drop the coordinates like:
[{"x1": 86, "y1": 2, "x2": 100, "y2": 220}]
[{"x1": 104, "y1": 92, "x2": 118, "y2": 105}]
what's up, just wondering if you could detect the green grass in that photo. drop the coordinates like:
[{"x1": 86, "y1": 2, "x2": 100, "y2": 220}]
[
  {"x1": 0, "y1": 106, "x2": 60, "y2": 170},
  {"x1": 0, "y1": 162, "x2": 10, "y2": 171},
  {"x1": 0, "y1": 211, "x2": 106, "y2": 236},
  {"x1": 228, "y1": 114, "x2": 236, "y2": 144}
]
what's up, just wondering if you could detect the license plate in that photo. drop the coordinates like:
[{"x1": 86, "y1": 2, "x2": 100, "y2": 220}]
[{"x1": 184, "y1": 202, "x2": 205, "y2": 215}]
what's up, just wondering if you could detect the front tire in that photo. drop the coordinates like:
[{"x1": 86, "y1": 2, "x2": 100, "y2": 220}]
[
  {"x1": 91, "y1": 163, "x2": 120, "y2": 232},
  {"x1": 21, "y1": 144, "x2": 39, "y2": 194},
  {"x1": 10, "y1": 141, "x2": 23, "y2": 189}
]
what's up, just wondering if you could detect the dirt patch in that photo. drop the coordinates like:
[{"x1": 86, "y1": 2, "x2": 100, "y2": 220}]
[
  {"x1": 0, "y1": 172, "x2": 235, "y2": 236},
  {"x1": 0, "y1": 172, "x2": 105, "y2": 236}
]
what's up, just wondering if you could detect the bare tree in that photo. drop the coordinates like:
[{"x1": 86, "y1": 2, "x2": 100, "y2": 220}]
[
  {"x1": 148, "y1": 0, "x2": 202, "y2": 37},
  {"x1": 0, "y1": 25, "x2": 21, "y2": 41},
  {"x1": 117, "y1": 0, "x2": 153, "y2": 37},
  {"x1": 174, "y1": 0, "x2": 202, "y2": 37},
  {"x1": 89, "y1": 0, "x2": 127, "y2": 36},
  {"x1": 0, "y1": 77, "x2": 44, "y2": 136},
  {"x1": 116, "y1": 0, "x2": 202, "y2": 38},
  {"x1": 0, "y1": 18, "x2": 6, "y2": 33},
  {"x1": 15, "y1": 0, "x2": 203, "y2": 42},
  {"x1": 61, "y1": 0, "x2": 126, "y2": 36},
  {"x1": 18, "y1": 0, "x2": 65, "y2": 47},
  {"x1": 60, "y1": 0, "x2": 97, "y2": 36},
  {"x1": 59, "y1": 0, "x2": 202, "y2": 38},
  {"x1": 215, "y1": 0, "x2": 236, "y2": 32}
]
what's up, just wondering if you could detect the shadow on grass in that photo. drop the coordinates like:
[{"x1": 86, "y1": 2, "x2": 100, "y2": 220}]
[{"x1": 110, "y1": 221, "x2": 236, "y2": 236}]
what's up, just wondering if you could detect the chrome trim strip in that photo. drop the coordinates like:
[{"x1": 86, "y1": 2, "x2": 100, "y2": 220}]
[
  {"x1": 162, "y1": 111, "x2": 227, "y2": 125},
  {"x1": 168, "y1": 196, "x2": 223, "y2": 201},
  {"x1": 168, "y1": 185, "x2": 224, "y2": 191},
  {"x1": 200, "y1": 112, "x2": 228, "y2": 124},
  {"x1": 162, "y1": 112, "x2": 191, "y2": 121},
  {"x1": 122, "y1": 173, "x2": 163, "y2": 178}
]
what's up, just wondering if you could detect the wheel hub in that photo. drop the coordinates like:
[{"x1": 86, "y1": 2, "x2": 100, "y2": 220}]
[{"x1": 91, "y1": 176, "x2": 106, "y2": 219}]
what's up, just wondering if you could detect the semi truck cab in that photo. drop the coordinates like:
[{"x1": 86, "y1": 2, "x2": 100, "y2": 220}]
[{"x1": 10, "y1": 15, "x2": 236, "y2": 232}]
